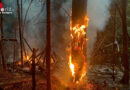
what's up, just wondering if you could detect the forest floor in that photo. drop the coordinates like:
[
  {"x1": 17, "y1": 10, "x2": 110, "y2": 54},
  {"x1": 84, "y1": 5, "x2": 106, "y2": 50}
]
[
  {"x1": 0, "y1": 65, "x2": 130, "y2": 90},
  {"x1": 86, "y1": 65, "x2": 130, "y2": 90}
]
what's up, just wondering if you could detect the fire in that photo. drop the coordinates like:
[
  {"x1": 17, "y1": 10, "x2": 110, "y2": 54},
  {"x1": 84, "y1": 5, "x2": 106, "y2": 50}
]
[
  {"x1": 23, "y1": 55, "x2": 30, "y2": 62},
  {"x1": 18, "y1": 55, "x2": 30, "y2": 65},
  {"x1": 71, "y1": 24, "x2": 86, "y2": 38},
  {"x1": 69, "y1": 55, "x2": 75, "y2": 77},
  {"x1": 68, "y1": 15, "x2": 89, "y2": 84},
  {"x1": 79, "y1": 62, "x2": 87, "y2": 82},
  {"x1": 26, "y1": 56, "x2": 29, "y2": 61}
]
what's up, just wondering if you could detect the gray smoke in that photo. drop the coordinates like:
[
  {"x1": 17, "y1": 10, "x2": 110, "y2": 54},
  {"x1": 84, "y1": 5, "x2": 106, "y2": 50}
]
[
  {"x1": 4, "y1": 0, "x2": 46, "y2": 54},
  {"x1": 22, "y1": 0, "x2": 46, "y2": 54},
  {"x1": 87, "y1": 0, "x2": 112, "y2": 57}
]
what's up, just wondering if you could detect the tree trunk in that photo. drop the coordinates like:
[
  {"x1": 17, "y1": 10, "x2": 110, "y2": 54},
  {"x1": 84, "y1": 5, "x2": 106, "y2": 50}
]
[
  {"x1": 17, "y1": 0, "x2": 23, "y2": 66},
  {"x1": 112, "y1": 4, "x2": 117, "y2": 81},
  {"x1": 46, "y1": 0, "x2": 51, "y2": 90},
  {"x1": 32, "y1": 48, "x2": 36, "y2": 90},
  {"x1": 13, "y1": 28, "x2": 16, "y2": 69},
  {"x1": 0, "y1": 10, "x2": 7, "y2": 71},
  {"x1": 71, "y1": 0, "x2": 87, "y2": 82},
  {"x1": 121, "y1": 0, "x2": 129, "y2": 84},
  {"x1": 72, "y1": 0, "x2": 87, "y2": 27}
]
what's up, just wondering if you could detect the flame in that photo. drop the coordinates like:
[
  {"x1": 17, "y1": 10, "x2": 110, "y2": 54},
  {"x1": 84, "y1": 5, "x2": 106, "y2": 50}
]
[
  {"x1": 27, "y1": 56, "x2": 29, "y2": 61},
  {"x1": 69, "y1": 55, "x2": 75, "y2": 77},
  {"x1": 70, "y1": 16, "x2": 89, "y2": 40},
  {"x1": 68, "y1": 15, "x2": 89, "y2": 84},
  {"x1": 79, "y1": 62, "x2": 87, "y2": 82},
  {"x1": 23, "y1": 55, "x2": 30, "y2": 62},
  {"x1": 18, "y1": 55, "x2": 30, "y2": 65}
]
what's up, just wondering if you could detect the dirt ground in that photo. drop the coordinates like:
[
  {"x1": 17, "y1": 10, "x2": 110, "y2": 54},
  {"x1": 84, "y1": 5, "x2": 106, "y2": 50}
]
[{"x1": 0, "y1": 65, "x2": 130, "y2": 90}]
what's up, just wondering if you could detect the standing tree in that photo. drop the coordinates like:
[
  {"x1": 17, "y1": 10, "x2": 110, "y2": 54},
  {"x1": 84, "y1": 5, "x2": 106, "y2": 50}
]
[
  {"x1": 0, "y1": 0, "x2": 7, "y2": 71},
  {"x1": 46, "y1": 0, "x2": 51, "y2": 89},
  {"x1": 121, "y1": 0, "x2": 129, "y2": 84},
  {"x1": 71, "y1": 0, "x2": 87, "y2": 82},
  {"x1": 72, "y1": 0, "x2": 87, "y2": 27},
  {"x1": 17, "y1": 0, "x2": 24, "y2": 67}
]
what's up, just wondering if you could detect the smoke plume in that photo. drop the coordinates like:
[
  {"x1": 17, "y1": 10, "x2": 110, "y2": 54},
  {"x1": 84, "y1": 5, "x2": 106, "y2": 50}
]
[{"x1": 87, "y1": 0, "x2": 112, "y2": 57}]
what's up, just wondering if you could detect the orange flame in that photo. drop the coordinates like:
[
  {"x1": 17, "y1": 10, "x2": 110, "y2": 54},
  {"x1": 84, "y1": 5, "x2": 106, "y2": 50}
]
[
  {"x1": 23, "y1": 55, "x2": 30, "y2": 62},
  {"x1": 69, "y1": 55, "x2": 75, "y2": 77},
  {"x1": 26, "y1": 56, "x2": 29, "y2": 61},
  {"x1": 18, "y1": 55, "x2": 30, "y2": 65},
  {"x1": 68, "y1": 15, "x2": 89, "y2": 83}
]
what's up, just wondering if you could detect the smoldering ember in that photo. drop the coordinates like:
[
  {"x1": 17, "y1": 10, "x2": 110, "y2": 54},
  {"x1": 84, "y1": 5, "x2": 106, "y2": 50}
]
[{"x1": 0, "y1": 0, "x2": 130, "y2": 90}]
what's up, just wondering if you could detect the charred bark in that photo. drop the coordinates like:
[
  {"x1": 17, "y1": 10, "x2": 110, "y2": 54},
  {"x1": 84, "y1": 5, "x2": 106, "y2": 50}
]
[
  {"x1": 0, "y1": 9, "x2": 7, "y2": 71},
  {"x1": 32, "y1": 48, "x2": 36, "y2": 90},
  {"x1": 121, "y1": 0, "x2": 129, "y2": 84},
  {"x1": 17, "y1": 0, "x2": 24, "y2": 66},
  {"x1": 72, "y1": 0, "x2": 87, "y2": 27},
  {"x1": 46, "y1": 0, "x2": 51, "y2": 90},
  {"x1": 13, "y1": 29, "x2": 16, "y2": 70}
]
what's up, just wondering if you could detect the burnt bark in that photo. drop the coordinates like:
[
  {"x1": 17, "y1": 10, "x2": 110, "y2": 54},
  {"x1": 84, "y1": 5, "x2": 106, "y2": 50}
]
[
  {"x1": 121, "y1": 0, "x2": 129, "y2": 84},
  {"x1": 17, "y1": 0, "x2": 24, "y2": 66},
  {"x1": 46, "y1": 0, "x2": 51, "y2": 90},
  {"x1": 13, "y1": 29, "x2": 16, "y2": 69},
  {"x1": 0, "y1": 10, "x2": 7, "y2": 71},
  {"x1": 32, "y1": 48, "x2": 36, "y2": 90},
  {"x1": 72, "y1": 0, "x2": 87, "y2": 27}
]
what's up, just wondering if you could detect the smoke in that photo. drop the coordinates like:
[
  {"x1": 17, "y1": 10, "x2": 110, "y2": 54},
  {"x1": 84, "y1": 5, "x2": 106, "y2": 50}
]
[
  {"x1": 52, "y1": 0, "x2": 72, "y2": 86},
  {"x1": 22, "y1": 0, "x2": 46, "y2": 54},
  {"x1": 87, "y1": 0, "x2": 112, "y2": 57},
  {"x1": 1, "y1": 0, "x2": 47, "y2": 63},
  {"x1": 4, "y1": 0, "x2": 46, "y2": 53}
]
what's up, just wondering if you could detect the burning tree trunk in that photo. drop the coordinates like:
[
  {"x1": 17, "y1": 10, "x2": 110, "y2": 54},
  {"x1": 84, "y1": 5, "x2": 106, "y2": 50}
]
[
  {"x1": 121, "y1": 0, "x2": 129, "y2": 84},
  {"x1": 69, "y1": 0, "x2": 88, "y2": 83},
  {"x1": 46, "y1": 0, "x2": 51, "y2": 89}
]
